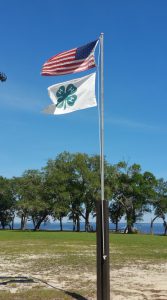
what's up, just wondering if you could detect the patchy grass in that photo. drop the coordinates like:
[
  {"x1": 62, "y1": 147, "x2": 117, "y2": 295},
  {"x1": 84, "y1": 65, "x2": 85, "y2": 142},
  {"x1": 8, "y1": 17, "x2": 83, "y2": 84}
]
[
  {"x1": 0, "y1": 230, "x2": 167, "y2": 299},
  {"x1": 0, "y1": 289, "x2": 75, "y2": 300},
  {"x1": 110, "y1": 233, "x2": 167, "y2": 266}
]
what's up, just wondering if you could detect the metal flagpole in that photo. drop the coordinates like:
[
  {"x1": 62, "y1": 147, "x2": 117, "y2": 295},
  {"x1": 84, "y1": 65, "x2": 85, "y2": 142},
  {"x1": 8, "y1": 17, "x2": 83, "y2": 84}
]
[{"x1": 96, "y1": 32, "x2": 110, "y2": 300}]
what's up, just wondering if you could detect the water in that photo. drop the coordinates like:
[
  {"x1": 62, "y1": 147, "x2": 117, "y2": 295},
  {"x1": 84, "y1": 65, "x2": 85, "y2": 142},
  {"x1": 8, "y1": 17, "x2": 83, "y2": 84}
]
[{"x1": 12, "y1": 221, "x2": 165, "y2": 235}]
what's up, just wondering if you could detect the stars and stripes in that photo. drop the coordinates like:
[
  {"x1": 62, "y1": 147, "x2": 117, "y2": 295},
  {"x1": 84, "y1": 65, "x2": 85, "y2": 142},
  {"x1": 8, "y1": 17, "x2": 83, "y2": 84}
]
[{"x1": 41, "y1": 40, "x2": 98, "y2": 76}]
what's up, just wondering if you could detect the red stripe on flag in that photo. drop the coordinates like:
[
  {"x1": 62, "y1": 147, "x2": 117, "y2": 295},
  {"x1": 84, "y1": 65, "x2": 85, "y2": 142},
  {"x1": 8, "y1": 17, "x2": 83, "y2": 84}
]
[
  {"x1": 42, "y1": 64, "x2": 95, "y2": 76},
  {"x1": 47, "y1": 49, "x2": 76, "y2": 61},
  {"x1": 41, "y1": 63, "x2": 96, "y2": 76},
  {"x1": 42, "y1": 57, "x2": 95, "y2": 71}
]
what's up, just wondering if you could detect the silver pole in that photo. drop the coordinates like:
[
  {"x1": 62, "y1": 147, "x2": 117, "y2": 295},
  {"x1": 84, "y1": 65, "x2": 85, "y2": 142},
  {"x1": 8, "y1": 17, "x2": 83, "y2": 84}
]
[
  {"x1": 100, "y1": 33, "x2": 106, "y2": 259},
  {"x1": 100, "y1": 33, "x2": 104, "y2": 204},
  {"x1": 96, "y1": 32, "x2": 110, "y2": 300}
]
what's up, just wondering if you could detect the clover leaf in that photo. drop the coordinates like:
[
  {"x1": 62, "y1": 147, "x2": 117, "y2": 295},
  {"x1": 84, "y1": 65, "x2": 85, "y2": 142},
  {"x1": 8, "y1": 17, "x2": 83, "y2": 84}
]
[
  {"x1": 56, "y1": 84, "x2": 77, "y2": 110},
  {"x1": 67, "y1": 94, "x2": 77, "y2": 106},
  {"x1": 66, "y1": 84, "x2": 77, "y2": 95},
  {"x1": 56, "y1": 100, "x2": 64, "y2": 108},
  {"x1": 56, "y1": 86, "x2": 66, "y2": 102}
]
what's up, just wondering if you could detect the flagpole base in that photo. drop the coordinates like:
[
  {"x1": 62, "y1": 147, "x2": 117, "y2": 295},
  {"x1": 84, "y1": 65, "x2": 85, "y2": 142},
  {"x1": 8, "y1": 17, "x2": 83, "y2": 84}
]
[{"x1": 96, "y1": 200, "x2": 110, "y2": 300}]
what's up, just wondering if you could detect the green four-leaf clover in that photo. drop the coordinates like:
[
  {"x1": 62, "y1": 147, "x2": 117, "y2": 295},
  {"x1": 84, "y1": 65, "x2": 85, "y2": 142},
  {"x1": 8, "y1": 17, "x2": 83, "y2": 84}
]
[{"x1": 56, "y1": 84, "x2": 77, "y2": 109}]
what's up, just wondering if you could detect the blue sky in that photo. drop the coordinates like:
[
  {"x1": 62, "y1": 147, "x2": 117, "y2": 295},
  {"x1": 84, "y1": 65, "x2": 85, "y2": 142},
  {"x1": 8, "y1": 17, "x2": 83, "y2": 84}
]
[{"x1": 0, "y1": 0, "x2": 167, "y2": 184}]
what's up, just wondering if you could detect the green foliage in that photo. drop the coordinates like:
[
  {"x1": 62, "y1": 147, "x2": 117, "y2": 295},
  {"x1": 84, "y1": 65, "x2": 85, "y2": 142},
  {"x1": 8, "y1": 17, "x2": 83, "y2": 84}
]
[
  {"x1": 109, "y1": 200, "x2": 124, "y2": 231},
  {"x1": 0, "y1": 153, "x2": 167, "y2": 233},
  {"x1": 0, "y1": 177, "x2": 15, "y2": 228},
  {"x1": 150, "y1": 178, "x2": 167, "y2": 234},
  {"x1": 112, "y1": 162, "x2": 158, "y2": 233},
  {"x1": 13, "y1": 170, "x2": 50, "y2": 230}
]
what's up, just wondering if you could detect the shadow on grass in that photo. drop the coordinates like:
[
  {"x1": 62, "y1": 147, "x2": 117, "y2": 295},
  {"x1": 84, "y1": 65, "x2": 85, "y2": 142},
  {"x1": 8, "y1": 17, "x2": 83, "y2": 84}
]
[
  {"x1": 0, "y1": 276, "x2": 88, "y2": 300},
  {"x1": 65, "y1": 291, "x2": 88, "y2": 300},
  {"x1": 0, "y1": 276, "x2": 34, "y2": 285}
]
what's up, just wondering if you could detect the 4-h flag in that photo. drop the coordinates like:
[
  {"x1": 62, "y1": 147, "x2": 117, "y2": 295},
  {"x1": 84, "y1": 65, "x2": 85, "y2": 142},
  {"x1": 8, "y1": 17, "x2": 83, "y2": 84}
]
[{"x1": 43, "y1": 72, "x2": 96, "y2": 115}]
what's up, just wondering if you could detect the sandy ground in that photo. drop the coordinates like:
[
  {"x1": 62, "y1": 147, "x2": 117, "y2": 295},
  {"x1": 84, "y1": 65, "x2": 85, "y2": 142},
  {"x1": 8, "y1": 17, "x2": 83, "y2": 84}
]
[
  {"x1": 111, "y1": 263, "x2": 167, "y2": 300},
  {"x1": 0, "y1": 254, "x2": 167, "y2": 299}
]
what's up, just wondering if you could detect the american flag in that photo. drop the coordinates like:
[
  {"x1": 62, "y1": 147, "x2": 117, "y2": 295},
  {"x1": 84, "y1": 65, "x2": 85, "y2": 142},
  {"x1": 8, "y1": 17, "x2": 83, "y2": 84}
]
[{"x1": 41, "y1": 40, "x2": 98, "y2": 76}]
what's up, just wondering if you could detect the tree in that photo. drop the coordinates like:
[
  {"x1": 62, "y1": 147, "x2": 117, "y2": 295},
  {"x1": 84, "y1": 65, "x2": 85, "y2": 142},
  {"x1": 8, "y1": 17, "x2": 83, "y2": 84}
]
[
  {"x1": 43, "y1": 152, "x2": 73, "y2": 230},
  {"x1": 44, "y1": 152, "x2": 114, "y2": 232},
  {"x1": 0, "y1": 177, "x2": 15, "y2": 229},
  {"x1": 46, "y1": 151, "x2": 87, "y2": 232},
  {"x1": 67, "y1": 153, "x2": 114, "y2": 232},
  {"x1": 113, "y1": 162, "x2": 157, "y2": 233},
  {"x1": 69, "y1": 153, "x2": 99, "y2": 232},
  {"x1": 52, "y1": 204, "x2": 69, "y2": 231},
  {"x1": 25, "y1": 170, "x2": 50, "y2": 231},
  {"x1": 82, "y1": 154, "x2": 116, "y2": 231},
  {"x1": 151, "y1": 178, "x2": 167, "y2": 235},
  {"x1": 109, "y1": 200, "x2": 124, "y2": 232},
  {"x1": 15, "y1": 170, "x2": 50, "y2": 231},
  {"x1": 0, "y1": 72, "x2": 7, "y2": 82},
  {"x1": 12, "y1": 176, "x2": 30, "y2": 230}
]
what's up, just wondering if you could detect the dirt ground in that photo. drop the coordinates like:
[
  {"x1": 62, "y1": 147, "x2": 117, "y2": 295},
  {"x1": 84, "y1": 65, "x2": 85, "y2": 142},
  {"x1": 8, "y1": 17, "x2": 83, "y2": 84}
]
[{"x1": 0, "y1": 254, "x2": 167, "y2": 300}]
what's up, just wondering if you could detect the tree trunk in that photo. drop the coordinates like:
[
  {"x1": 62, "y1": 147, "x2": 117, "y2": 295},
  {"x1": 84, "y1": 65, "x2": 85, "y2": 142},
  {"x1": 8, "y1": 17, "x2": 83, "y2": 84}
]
[
  {"x1": 34, "y1": 215, "x2": 47, "y2": 231},
  {"x1": 20, "y1": 215, "x2": 27, "y2": 230},
  {"x1": 125, "y1": 211, "x2": 134, "y2": 233},
  {"x1": 1, "y1": 222, "x2": 5, "y2": 229},
  {"x1": 163, "y1": 220, "x2": 167, "y2": 236},
  {"x1": 85, "y1": 210, "x2": 90, "y2": 232},
  {"x1": 34, "y1": 223, "x2": 41, "y2": 231},
  {"x1": 73, "y1": 219, "x2": 76, "y2": 231},
  {"x1": 76, "y1": 215, "x2": 80, "y2": 232},
  {"x1": 11, "y1": 217, "x2": 14, "y2": 230},
  {"x1": 124, "y1": 224, "x2": 133, "y2": 234},
  {"x1": 60, "y1": 217, "x2": 63, "y2": 231},
  {"x1": 115, "y1": 219, "x2": 118, "y2": 232},
  {"x1": 150, "y1": 216, "x2": 158, "y2": 235},
  {"x1": 165, "y1": 225, "x2": 167, "y2": 236}
]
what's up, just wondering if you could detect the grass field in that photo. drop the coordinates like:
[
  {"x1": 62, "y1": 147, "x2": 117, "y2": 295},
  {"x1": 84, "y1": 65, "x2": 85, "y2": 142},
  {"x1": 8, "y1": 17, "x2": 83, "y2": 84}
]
[{"x1": 0, "y1": 230, "x2": 167, "y2": 299}]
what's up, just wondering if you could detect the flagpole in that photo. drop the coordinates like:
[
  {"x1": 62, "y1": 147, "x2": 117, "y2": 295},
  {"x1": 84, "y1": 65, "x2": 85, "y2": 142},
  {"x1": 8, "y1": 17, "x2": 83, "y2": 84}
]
[{"x1": 96, "y1": 32, "x2": 110, "y2": 300}]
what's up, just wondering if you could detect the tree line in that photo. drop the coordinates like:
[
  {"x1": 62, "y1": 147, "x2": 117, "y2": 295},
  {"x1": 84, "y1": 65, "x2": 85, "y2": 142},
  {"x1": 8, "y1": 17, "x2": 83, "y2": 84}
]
[{"x1": 0, "y1": 152, "x2": 167, "y2": 234}]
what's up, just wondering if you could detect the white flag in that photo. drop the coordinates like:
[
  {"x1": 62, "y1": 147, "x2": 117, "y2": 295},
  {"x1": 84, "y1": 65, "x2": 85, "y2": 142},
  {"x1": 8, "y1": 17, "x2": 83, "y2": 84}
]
[{"x1": 43, "y1": 72, "x2": 96, "y2": 115}]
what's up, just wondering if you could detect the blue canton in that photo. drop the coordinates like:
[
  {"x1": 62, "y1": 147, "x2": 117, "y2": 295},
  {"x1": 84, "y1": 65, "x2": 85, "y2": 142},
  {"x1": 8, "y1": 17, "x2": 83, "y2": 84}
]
[{"x1": 75, "y1": 40, "x2": 97, "y2": 60}]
